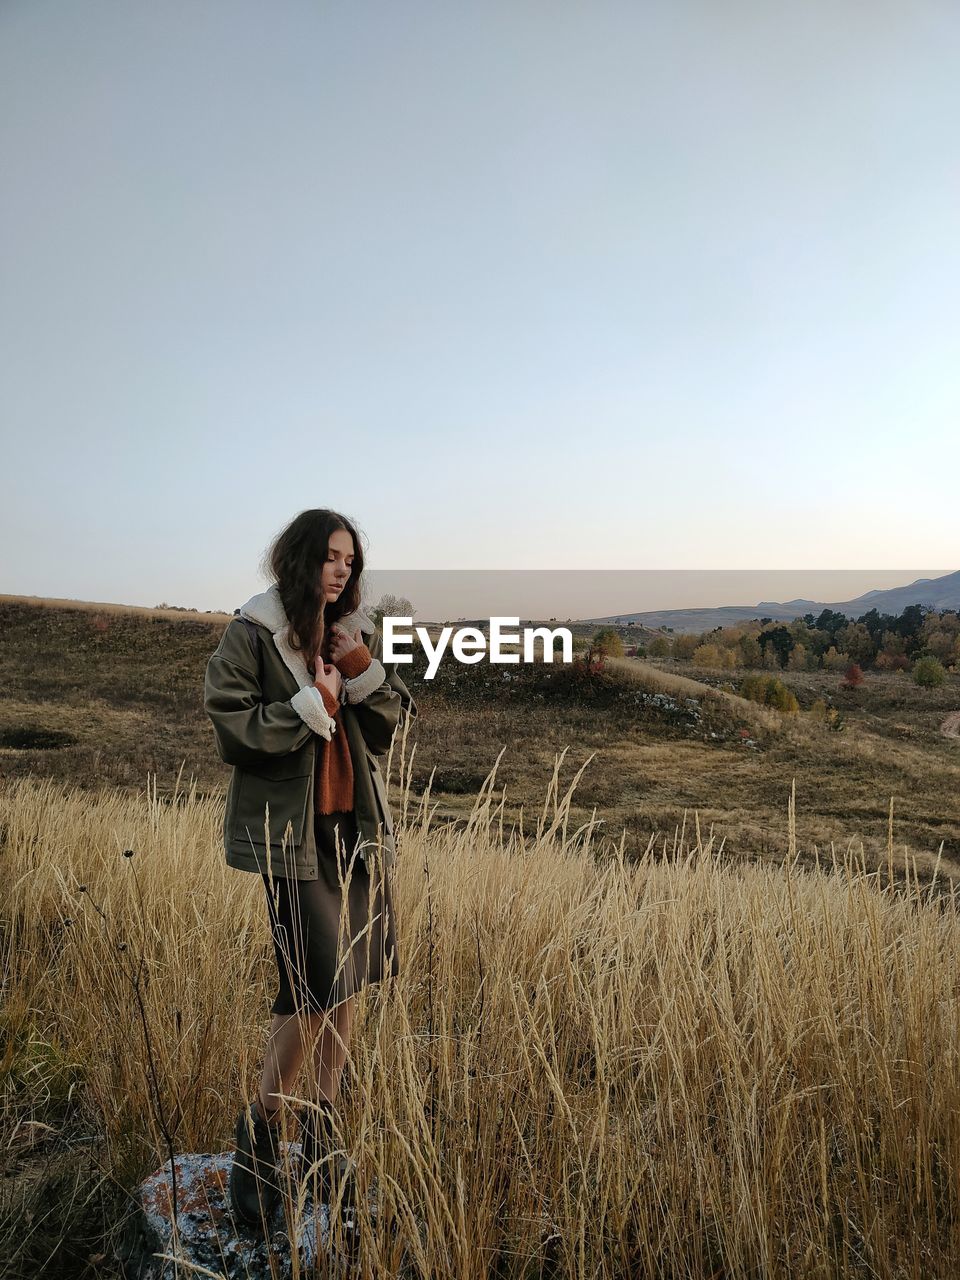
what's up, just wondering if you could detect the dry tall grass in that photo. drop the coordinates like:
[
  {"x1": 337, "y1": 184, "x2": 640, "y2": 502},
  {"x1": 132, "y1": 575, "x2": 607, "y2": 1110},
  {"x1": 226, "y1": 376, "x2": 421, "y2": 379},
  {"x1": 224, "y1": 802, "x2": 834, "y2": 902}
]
[{"x1": 1, "y1": 740, "x2": 959, "y2": 1278}]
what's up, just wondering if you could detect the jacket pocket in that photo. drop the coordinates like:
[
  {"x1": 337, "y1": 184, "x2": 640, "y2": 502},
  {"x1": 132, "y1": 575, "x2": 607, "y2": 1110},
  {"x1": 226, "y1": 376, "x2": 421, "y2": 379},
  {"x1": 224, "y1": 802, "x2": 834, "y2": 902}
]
[{"x1": 231, "y1": 770, "x2": 311, "y2": 849}]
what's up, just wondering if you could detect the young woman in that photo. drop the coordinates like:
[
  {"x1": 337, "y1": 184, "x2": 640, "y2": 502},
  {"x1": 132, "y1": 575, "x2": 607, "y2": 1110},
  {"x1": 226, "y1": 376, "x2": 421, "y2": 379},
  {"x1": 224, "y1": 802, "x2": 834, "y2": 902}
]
[{"x1": 203, "y1": 508, "x2": 417, "y2": 1232}]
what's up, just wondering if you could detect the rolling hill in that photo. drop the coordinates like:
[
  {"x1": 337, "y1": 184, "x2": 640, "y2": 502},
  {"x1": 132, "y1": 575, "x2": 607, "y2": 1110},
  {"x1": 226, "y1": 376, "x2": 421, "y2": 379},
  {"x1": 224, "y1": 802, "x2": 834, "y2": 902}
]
[{"x1": 591, "y1": 570, "x2": 960, "y2": 634}]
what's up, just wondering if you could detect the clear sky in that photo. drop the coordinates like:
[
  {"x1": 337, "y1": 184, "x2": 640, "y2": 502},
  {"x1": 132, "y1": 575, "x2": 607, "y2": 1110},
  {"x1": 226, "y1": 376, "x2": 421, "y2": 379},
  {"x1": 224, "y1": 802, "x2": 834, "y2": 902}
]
[{"x1": 1, "y1": 1, "x2": 957, "y2": 614}]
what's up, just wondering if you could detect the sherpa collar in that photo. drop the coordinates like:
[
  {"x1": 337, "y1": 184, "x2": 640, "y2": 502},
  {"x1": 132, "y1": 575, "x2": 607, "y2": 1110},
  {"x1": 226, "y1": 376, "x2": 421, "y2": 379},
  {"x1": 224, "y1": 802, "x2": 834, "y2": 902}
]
[
  {"x1": 238, "y1": 583, "x2": 374, "y2": 637},
  {"x1": 237, "y1": 583, "x2": 374, "y2": 692}
]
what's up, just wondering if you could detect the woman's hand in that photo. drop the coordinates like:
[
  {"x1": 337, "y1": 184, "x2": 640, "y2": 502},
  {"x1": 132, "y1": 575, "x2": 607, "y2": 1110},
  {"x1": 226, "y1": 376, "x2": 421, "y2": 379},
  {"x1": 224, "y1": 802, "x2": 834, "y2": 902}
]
[
  {"x1": 328, "y1": 624, "x2": 362, "y2": 664},
  {"x1": 314, "y1": 662, "x2": 343, "y2": 701}
]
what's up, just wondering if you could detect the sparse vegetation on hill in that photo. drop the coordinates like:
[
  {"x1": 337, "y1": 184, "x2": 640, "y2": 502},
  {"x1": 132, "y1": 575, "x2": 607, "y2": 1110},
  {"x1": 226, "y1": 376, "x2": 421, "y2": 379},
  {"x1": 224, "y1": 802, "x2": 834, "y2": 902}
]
[{"x1": 0, "y1": 597, "x2": 957, "y2": 874}]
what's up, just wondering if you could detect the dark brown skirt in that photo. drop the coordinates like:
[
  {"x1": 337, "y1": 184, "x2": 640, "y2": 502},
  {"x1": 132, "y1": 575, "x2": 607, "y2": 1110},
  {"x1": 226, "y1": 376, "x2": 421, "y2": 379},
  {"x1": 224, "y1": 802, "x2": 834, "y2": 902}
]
[{"x1": 261, "y1": 809, "x2": 400, "y2": 1015}]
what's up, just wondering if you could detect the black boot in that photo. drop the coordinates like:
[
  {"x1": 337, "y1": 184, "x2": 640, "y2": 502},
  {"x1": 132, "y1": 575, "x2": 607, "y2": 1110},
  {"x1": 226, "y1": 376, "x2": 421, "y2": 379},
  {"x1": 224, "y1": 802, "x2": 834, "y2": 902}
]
[
  {"x1": 298, "y1": 1101, "x2": 361, "y2": 1247},
  {"x1": 229, "y1": 1098, "x2": 283, "y2": 1228}
]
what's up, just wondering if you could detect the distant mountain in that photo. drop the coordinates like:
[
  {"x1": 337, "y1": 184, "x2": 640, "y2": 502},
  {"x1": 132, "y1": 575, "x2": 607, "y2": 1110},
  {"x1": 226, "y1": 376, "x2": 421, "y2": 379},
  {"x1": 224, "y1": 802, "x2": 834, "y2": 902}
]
[
  {"x1": 832, "y1": 572, "x2": 960, "y2": 615},
  {"x1": 589, "y1": 570, "x2": 960, "y2": 634}
]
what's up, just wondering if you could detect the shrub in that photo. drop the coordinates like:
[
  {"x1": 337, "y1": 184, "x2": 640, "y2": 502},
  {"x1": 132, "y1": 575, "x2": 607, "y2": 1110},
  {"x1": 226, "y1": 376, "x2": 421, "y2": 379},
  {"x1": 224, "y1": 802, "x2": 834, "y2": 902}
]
[
  {"x1": 739, "y1": 674, "x2": 799, "y2": 715},
  {"x1": 740, "y1": 675, "x2": 766, "y2": 703},
  {"x1": 766, "y1": 681, "x2": 800, "y2": 715},
  {"x1": 576, "y1": 647, "x2": 606, "y2": 675},
  {"x1": 914, "y1": 656, "x2": 947, "y2": 688},
  {"x1": 809, "y1": 698, "x2": 843, "y2": 730},
  {"x1": 841, "y1": 662, "x2": 864, "y2": 689}
]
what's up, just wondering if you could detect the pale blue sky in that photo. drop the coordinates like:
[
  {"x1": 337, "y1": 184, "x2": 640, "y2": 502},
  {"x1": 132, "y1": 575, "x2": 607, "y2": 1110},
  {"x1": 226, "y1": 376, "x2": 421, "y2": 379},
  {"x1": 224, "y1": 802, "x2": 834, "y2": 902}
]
[{"x1": 1, "y1": 1, "x2": 957, "y2": 613}]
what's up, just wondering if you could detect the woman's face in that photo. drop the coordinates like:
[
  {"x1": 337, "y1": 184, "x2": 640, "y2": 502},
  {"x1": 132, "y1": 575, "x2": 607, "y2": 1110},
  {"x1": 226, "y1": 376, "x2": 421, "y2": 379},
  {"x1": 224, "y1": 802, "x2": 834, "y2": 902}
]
[{"x1": 320, "y1": 529, "x2": 355, "y2": 602}]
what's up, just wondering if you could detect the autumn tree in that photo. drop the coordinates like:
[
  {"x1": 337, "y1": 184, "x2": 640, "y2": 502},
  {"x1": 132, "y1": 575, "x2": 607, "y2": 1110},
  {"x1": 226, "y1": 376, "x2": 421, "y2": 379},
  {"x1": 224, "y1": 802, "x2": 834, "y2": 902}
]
[
  {"x1": 672, "y1": 634, "x2": 699, "y2": 660},
  {"x1": 738, "y1": 634, "x2": 762, "y2": 668},
  {"x1": 787, "y1": 643, "x2": 808, "y2": 671},
  {"x1": 591, "y1": 627, "x2": 624, "y2": 658},
  {"x1": 923, "y1": 629, "x2": 957, "y2": 663},
  {"x1": 841, "y1": 662, "x2": 865, "y2": 689},
  {"x1": 691, "y1": 643, "x2": 717, "y2": 668},
  {"x1": 822, "y1": 646, "x2": 850, "y2": 672},
  {"x1": 838, "y1": 622, "x2": 875, "y2": 665}
]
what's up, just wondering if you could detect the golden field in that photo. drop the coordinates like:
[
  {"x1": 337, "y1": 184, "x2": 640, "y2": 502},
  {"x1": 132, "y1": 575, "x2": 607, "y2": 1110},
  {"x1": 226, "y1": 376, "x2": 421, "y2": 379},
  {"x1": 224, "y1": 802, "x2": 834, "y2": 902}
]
[{"x1": 3, "y1": 753, "x2": 960, "y2": 1277}]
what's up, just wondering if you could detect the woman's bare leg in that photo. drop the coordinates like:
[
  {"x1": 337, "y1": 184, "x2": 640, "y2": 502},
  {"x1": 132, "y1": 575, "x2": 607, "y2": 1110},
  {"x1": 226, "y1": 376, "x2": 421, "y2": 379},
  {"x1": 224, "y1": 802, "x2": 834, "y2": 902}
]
[
  {"x1": 309, "y1": 995, "x2": 355, "y2": 1104},
  {"x1": 258, "y1": 1013, "x2": 310, "y2": 1121},
  {"x1": 258, "y1": 996, "x2": 356, "y2": 1121}
]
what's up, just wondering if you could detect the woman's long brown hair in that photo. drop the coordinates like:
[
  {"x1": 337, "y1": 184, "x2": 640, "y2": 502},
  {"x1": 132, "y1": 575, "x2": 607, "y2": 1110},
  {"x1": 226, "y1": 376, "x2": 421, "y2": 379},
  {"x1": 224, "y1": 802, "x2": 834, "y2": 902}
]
[{"x1": 261, "y1": 509, "x2": 365, "y2": 678}]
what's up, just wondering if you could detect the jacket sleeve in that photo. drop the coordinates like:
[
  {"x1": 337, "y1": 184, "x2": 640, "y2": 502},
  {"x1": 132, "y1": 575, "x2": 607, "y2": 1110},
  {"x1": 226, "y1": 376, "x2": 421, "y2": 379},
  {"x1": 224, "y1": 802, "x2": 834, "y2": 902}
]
[
  {"x1": 345, "y1": 625, "x2": 418, "y2": 756},
  {"x1": 204, "y1": 619, "x2": 334, "y2": 766}
]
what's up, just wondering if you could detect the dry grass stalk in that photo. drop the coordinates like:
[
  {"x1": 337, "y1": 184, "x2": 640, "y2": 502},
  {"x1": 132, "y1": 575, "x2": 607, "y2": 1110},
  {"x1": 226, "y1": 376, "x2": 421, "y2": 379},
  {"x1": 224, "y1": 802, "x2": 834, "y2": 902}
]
[{"x1": 2, "y1": 736, "x2": 959, "y2": 1276}]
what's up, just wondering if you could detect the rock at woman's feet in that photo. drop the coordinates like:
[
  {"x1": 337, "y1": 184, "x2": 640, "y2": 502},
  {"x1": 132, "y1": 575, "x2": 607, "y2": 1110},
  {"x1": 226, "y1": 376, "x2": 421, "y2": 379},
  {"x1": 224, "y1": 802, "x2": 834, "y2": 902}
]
[{"x1": 114, "y1": 1148, "x2": 403, "y2": 1279}]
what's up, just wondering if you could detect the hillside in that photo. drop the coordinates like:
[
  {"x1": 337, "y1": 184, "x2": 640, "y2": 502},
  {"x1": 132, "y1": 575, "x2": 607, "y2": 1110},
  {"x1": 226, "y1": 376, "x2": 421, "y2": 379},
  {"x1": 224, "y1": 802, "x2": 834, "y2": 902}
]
[
  {"x1": 594, "y1": 569, "x2": 960, "y2": 633},
  {"x1": 1, "y1": 597, "x2": 958, "y2": 878}
]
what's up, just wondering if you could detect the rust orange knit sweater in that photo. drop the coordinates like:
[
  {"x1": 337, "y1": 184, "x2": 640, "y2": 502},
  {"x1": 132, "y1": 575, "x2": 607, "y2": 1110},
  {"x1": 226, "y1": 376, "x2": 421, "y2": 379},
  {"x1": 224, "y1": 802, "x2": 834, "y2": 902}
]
[{"x1": 312, "y1": 636, "x2": 373, "y2": 814}]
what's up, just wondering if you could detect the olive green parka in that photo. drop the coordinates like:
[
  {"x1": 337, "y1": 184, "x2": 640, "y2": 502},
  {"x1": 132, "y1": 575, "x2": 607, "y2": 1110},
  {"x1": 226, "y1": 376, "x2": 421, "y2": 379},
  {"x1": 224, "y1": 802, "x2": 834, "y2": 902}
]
[{"x1": 203, "y1": 584, "x2": 417, "y2": 880}]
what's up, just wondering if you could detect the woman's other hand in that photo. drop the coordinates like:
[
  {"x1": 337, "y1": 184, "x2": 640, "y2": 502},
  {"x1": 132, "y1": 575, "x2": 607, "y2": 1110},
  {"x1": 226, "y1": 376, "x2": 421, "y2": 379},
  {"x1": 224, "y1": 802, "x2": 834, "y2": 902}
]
[
  {"x1": 328, "y1": 624, "x2": 362, "y2": 664},
  {"x1": 315, "y1": 662, "x2": 343, "y2": 701}
]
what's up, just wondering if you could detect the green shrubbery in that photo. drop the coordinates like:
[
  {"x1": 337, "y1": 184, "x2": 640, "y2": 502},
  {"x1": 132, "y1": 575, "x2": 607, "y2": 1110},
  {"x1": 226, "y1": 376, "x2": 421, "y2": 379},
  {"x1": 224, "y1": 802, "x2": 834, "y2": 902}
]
[
  {"x1": 739, "y1": 674, "x2": 799, "y2": 715},
  {"x1": 914, "y1": 655, "x2": 947, "y2": 688}
]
